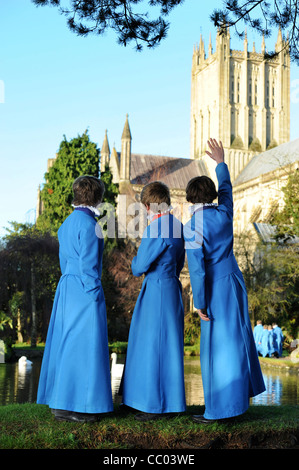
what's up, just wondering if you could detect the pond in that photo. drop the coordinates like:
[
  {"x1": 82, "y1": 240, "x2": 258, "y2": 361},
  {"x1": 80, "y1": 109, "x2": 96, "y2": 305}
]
[{"x1": 0, "y1": 356, "x2": 298, "y2": 407}]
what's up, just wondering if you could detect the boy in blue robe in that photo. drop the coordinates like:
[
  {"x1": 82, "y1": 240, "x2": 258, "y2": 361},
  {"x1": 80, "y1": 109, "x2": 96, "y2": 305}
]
[
  {"x1": 268, "y1": 326, "x2": 275, "y2": 357},
  {"x1": 122, "y1": 181, "x2": 186, "y2": 421},
  {"x1": 184, "y1": 138, "x2": 265, "y2": 423},
  {"x1": 37, "y1": 176, "x2": 113, "y2": 422},
  {"x1": 260, "y1": 325, "x2": 270, "y2": 357},
  {"x1": 272, "y1": 323, "x2": 284, "y2": 357},
  {"x1": 253, "y1": 320, "x2": 264, "y2": 354}
]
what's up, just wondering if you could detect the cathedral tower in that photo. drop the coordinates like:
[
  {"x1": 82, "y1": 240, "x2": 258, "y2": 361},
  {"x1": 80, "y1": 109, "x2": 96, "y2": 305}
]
[{"x1": 190, "y1": 28, "x2": 290, "y2": 181}]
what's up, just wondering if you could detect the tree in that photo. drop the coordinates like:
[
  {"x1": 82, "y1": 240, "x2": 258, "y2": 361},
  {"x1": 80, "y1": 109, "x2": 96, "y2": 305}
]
[
  {"x1": 2, "y1": 223, "x2": 60, "y2": 347},
  {"x1": 103, "y1": 239, "x2": 143, "y2": 341},
  {"x1": 100, "y1": 163, "x2": 119, "y2": 207},
  {"x1": 31, "y1": 1, "x2": 299, "y2": 61},
  {"x1": 234, "y1": 230, "x2": 299, "y2": 340},
  {"x1": 36, "y1": 130, "x2": 100, "y2": 234},
  {"x1": 31, "y1": 0, "x2": 185, "y2": 50},
  {"x1": 271, "y1": 168, "x2": 299, "y2": 240},
  {"x1": 211, "y1": 0, "x2": 299, "y2": 63}
]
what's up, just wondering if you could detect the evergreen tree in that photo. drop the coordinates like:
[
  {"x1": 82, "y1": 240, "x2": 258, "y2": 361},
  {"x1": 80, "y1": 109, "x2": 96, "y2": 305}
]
[
  {"x1": 36, "y1": 131, "x2": 100, "y2": 234},
  {"x1": 211, "y1": 0, "x2": 299, "y2": 64},
  {"x1": 100, "y1": 164, "x2": 119, "y2": 207},
  {"x1": 31, "y1": 0, "x2": 184, "y2": 51}
]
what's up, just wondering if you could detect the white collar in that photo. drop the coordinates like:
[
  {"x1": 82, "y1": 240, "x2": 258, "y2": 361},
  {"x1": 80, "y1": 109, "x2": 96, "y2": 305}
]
[
  {"x1": 72, "y1": 204, "x2": 100, "y2": 216},
  {"x1": 147, "y1": 206, "x2": 173, "y2": 221},
  {"x1": 189, "y1": 203, "x2": 218, "y2": 215}
]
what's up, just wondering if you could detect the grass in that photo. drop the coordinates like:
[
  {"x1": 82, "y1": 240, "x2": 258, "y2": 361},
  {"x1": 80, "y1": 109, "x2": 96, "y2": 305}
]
[
  {"x1": 0, "y1": 403, "x2": 298, "y2": 450},
  {"x1": 259, "y1": 356, "x2": 299, "y2": 369}
]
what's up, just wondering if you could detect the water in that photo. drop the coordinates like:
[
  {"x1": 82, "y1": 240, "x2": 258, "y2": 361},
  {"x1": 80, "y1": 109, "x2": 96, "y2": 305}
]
[{"x1": 0, "y1": 356, "x2": 298, "y2": 407}]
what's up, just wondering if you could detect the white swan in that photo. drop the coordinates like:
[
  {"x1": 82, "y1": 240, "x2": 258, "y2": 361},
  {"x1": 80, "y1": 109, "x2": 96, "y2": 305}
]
[
  {"x1": 18, "y1": 356, "x2": 33, "y2": 369},
  {"x1": 110, "y1": 352, "x2": 124, "y2": 377}
]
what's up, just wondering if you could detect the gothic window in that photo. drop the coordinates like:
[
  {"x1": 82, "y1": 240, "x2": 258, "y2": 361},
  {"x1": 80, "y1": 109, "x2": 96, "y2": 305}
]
[
  {"x1": 266, "y1": 81, "x2": 269, "y2": 107},
  {"x1": 237, "y1": 76, "x2": 240, "y2": 103},
  {"x1": 249, "y1": 81, "x2": 252, "y2": 105},
  {"x1": 231, "y1": 76, "x2": 234, "y2": 103},
  {"x1": 272, "y1": 83, "x2": 275, "y2": 108},
  {"x1": 255, "y1": 80, "x2": 258, "y2": 105}
]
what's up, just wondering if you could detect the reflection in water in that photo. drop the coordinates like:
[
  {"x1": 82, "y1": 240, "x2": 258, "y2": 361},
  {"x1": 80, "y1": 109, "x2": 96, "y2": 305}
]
[
  {"x1": 251, "y1": 370, "x2": 298, "y2": 405},
  {"x1": 0, "y1": 356, "x2": 298, "y2": 407},
  {"x1": 183, "y1": 357, "x2": 205, "y2": 406},
  {"x1": 0, "y1": 360, "x2": 41, "y2": 406}
]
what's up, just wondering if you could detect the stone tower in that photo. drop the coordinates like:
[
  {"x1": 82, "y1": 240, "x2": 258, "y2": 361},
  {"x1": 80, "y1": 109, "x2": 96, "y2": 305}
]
[
  {"x1": 120, "y1": 114, "x2": 132, "y2": 182},
  {"x1": 100, "y1": 129, "x2": 110, "y2": 172},
  {"x1": 190, "y1": 28, "x2": 290, "y2": 181}
]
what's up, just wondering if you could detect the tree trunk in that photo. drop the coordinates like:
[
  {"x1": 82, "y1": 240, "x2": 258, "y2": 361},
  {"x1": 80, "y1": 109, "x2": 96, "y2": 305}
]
[
  {"x1": 30, "y1": 262, "x2": 37, "y2": 348},
  {"x1": 17, "y1": 308, "x2": 23, "y2": 343}
]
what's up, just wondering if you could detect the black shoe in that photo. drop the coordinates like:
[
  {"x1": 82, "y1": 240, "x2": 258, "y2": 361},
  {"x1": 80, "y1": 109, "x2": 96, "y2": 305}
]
[
  {"x1": 55, "y1": 411, "x2": 100, "y2": 423},
  {"x1": 52, "y1": 409, "x2": 72, "y2": 419},
  {"x1": 134, "y1": 412, "x2": 171, "y2": 422},
  {"x1": 119, "y1": 403, "x2": 135, "y2": 412},
  {"x1": 192, "y1": 414, "x2": 217, "y2": 424}
]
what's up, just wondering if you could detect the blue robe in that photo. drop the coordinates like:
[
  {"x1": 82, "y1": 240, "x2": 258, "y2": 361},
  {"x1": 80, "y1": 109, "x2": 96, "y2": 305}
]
[
  {"x1": 260, "y1": 328, "x2": 271, "y2": 357},
  {"x1": 122, "y1": 214, "x2": 186, "y2": 414},
  {"x1": 184, "y1": 162, "x2": 265, "y2": 420},
  {"x1": 37, "y1": 208, "x2": 113, "y2": 414},
  {"x1": 273, "y1": 326, "x2": 284, "y2": 357},
  {"x1": 253, "y1": 324, "x2": 264, "y2": 354},
  {"x1": 268, "y1": 329, "x2": 275, "y2": 356}
]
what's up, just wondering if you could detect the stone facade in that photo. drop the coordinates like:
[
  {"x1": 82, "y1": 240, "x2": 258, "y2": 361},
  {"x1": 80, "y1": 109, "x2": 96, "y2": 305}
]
[
  {"x1": 232, "y1": 138, "x2": 299, "y2": 236},
  {"x1": 190, "y1": 28, "x2": 290, "y2": 183}
]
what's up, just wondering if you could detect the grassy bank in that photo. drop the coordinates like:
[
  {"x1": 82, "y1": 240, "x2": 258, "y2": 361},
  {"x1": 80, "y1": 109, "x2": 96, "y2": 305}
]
[{"x1": 0, "y1": 403, "x2": 298, "y2": 450}]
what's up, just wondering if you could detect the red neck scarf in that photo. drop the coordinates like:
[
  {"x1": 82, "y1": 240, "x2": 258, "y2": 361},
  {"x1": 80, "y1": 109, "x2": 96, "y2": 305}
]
[{"x1": 150, "y1": 211, "x2": 171, "y2": 222}]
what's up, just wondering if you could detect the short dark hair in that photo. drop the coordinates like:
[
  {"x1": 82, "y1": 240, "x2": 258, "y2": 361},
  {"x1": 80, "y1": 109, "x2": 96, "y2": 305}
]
[
  {"x1": 140, "y1": 181, "x2": 171, "y2": 212},
  {"x1": 72, "y1": 175, "x2": 105, "y2": 207},
  {"x1": 186, "y1": 176, "x2": 218, "y2": 204}
]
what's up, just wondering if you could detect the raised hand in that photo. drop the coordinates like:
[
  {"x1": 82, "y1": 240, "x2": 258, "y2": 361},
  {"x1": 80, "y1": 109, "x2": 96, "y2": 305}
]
[{"x1": 205, "y1": 138, "x2": 224, "y2": 164}]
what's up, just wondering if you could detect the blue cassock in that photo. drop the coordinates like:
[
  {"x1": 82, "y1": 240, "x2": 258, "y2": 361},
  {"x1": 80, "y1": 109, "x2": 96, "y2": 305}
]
[
  {"x1": 268, "y1": 329, "x2": 275, "y2": 356},
  {"x1": 184, "y1": 162, "x2": 265, "y2": 420},
  {"x1": 273, "y1": 326, "x2": 284, "y2": 357},
  {"x1": 37, "y1": 208, "x2": 113, "y2": 414},
  {"x1": 253, "y1": 324, "x2": 264, "y2": 353},
  {"x1": 260, "y1": 328, "x2": 270, "y2": 357},
  {"x1": 122, "y1": 214, "x2": 186, "y2": 414}
]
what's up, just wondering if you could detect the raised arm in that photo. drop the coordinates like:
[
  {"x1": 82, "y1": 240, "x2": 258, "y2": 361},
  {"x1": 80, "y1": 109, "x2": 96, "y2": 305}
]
[{"x1": 205, "y1": 138, "x2": 233, "y2": 215}]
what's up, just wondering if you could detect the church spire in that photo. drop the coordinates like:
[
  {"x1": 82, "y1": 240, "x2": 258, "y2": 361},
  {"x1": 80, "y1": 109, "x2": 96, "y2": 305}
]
[
  {"x1": 122, "y1": 113, "x2": 132, "y2": 140},
  {"x1": 120, "y1": 114, "x2": 132, "y2": 182},
  {"x1": 261, "y1": 33, "x2": 265, "y2": 53},
  {"x1": 208, "y1": 32, "x2": 212, "y2": 57},
  {"x1": 275, "y1": 26, "x2": 283, "y2": 52},
  {"x1": 244, "y1": 27, "x2": 248, "y2": 52},
  {"x1": 100, "y1": 129, "x2": 110, "y2": 173}
]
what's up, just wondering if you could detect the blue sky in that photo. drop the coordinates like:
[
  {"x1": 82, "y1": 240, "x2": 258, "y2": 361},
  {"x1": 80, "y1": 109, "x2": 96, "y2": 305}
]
[{"x1": 0, "y1": 0, "x2": 298, "y2": 237}]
